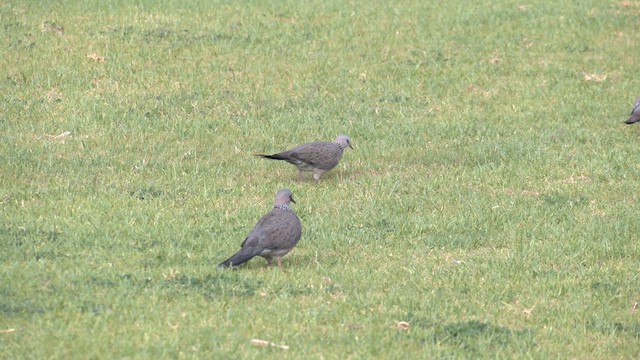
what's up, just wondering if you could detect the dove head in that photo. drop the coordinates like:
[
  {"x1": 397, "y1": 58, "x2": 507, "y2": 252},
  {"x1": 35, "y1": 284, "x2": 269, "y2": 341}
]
[
  {"x1": 335, "y1": 135, "x2": 353, "y2": 150},
  {"x1": 274, "y1": 189, "x2": 296, "y2": 209}
]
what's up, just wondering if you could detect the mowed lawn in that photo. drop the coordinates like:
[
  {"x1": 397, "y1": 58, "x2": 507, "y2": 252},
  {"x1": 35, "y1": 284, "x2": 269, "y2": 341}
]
[{"x1": 1, "y1": 0, "x2": 640, "y2": 358}]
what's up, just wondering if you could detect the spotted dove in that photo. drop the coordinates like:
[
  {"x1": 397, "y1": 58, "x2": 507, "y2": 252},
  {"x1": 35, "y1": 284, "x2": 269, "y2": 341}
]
[
  {"x1": 256, "y1": 135, "x2": 353, "y2": 181},
  {"x1": 625, "y1": 96, "x2": 640, "y2": 125},
  {"x1": 217, "y1": 189, "x2": 302, "y2": 268}
]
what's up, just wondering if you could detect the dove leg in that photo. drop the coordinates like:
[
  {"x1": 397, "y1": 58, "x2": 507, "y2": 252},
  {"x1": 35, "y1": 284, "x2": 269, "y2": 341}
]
[
  {"x1": 312, "y1": 169, "x2": 327, "y2": 181},
  {"x1": 276, "y1": 257, "x2": 283, "y2": 267}
]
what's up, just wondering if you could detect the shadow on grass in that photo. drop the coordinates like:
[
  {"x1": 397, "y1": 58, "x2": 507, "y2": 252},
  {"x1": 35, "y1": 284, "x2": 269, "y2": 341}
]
[
  {"x1": 0, "y1": 299, "x2": 48, "y2": 317},
  {"x1": 130, "y1": 185, "x2": 164, "y2": 200},
  {"x1": 432, "y1": 320, "x2": 534, "y2": 349},
  {"x1": 1, "y1": 226, "x2": 63, "y2": 261},
  {"x1": 163, "y1": 274, "x2": 262, "y2": 299},
  {"x1": 542, "y1": 193, "x2": 589, "y2": 207},
  {"x1": 405, "y1": 316, "x2": 536, "y2": 355},
  {"x1": 0, "y1": 273, "x2": 263, "y2": 318},
  {"x1": 586, "y1": 320, "x2": 640, "y2": 339}
]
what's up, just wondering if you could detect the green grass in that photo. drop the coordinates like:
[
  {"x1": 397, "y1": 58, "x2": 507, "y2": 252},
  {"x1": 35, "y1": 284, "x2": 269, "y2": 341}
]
[{"x1": 2, "y1": 0, "x2": 640, "y2": 358}]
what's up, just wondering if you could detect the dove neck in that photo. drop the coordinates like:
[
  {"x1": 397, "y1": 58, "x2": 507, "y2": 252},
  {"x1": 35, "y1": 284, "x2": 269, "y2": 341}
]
[
  {"x1": 335, "y1": 142, "x2": 345, "y2": 151},
  {"x1": 274, "y1": 204, "x2": 292, "y2": 211}
]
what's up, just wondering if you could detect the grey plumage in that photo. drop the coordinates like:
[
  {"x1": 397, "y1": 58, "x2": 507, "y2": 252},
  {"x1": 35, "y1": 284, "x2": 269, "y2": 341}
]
[
  {"x1": 217, "y1": 189, "x2": 302, "y2": 269},
  {"x1": 625, "y1": 96, "x2": 640, "y2": 124},
  {"x1": 256, "y1": 135, "x2": 353, "y2": 180}
]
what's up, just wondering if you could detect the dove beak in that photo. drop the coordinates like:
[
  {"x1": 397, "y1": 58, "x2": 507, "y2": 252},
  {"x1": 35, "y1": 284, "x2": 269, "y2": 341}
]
[
  {"x1": 348, "y1": 141, "x2": 354, "y2": 149},
  {"x1": 290, "y1": 196, "x2": 296, "y2": 204}
]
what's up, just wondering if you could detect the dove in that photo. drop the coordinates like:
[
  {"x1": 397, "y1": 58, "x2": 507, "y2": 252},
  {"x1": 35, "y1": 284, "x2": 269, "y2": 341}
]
[
  {"x1": 217, "y1": 189, "x2": 302, "y2": 268},
  {"x1": 625, "y1": 96, "x2": 640, "y2": 124},
  {"x1": 256, "y1": 135, "x2": 353, "y2": 181}
]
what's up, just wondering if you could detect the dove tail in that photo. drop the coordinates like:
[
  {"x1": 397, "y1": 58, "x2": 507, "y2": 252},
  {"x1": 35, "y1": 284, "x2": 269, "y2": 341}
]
[
  {"x1": 217, "y1": 251, "x2": 255, "y2": 269},
  {"x1": 255, "y1": 154, "x2": 287, "y2": 161},
  {"x1": 625, "y1": 116, "x2": 640, "y2": 125}
]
